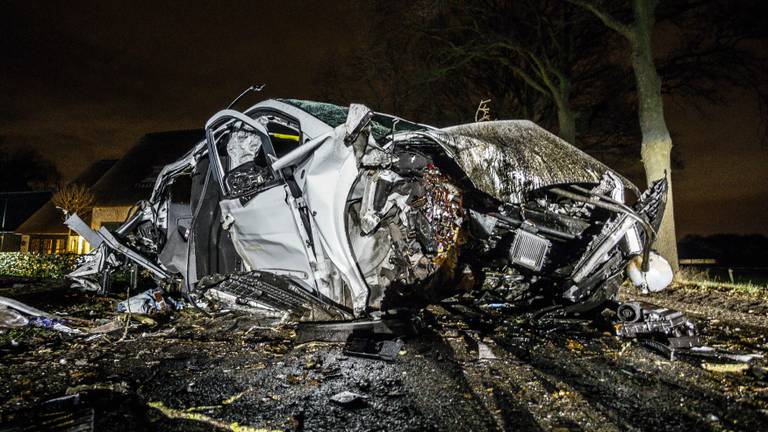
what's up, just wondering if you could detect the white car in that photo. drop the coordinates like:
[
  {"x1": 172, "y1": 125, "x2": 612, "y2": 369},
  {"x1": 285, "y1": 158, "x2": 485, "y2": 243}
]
[{"x1": 67, "y1": 97, "x2": 672, "y2": 322}]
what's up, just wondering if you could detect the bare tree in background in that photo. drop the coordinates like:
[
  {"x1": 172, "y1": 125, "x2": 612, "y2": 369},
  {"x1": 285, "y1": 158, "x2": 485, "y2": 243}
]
[
  {"x1": 571, "y1": 0, "x2": 768, "y2": 271},
  {"x1": 52, "y1": 183, "x2": 94, "y2": 220},
  {"x1": 572, "y1": 0, "x2": 680, "y2": 271},
  {"x1": 413, "y1": 0, "x2": 616, "y2": 144}
]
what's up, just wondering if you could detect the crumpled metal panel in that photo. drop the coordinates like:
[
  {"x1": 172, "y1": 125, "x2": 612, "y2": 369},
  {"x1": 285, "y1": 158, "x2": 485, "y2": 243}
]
[
  {"x1": 301, "y1": 127, "x2": 370, "y2": 314},
  {"x1": 219, "y1": 186, "x2": 315, "y2": 282},
  {"x1": 434, "y1": 121, "x2": 638, "y2": 203}
]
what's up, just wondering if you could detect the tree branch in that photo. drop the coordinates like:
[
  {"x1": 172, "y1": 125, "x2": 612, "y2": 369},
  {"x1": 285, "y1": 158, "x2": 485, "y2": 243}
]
[{"x1": 566, "y1": 0, "x2": 633, "y2": 40}]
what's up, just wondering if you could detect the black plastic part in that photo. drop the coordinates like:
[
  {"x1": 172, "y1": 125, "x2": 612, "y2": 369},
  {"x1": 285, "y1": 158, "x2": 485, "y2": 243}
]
[{"x1": 372, "y1": 178, "x2": 393, "y2": 212}]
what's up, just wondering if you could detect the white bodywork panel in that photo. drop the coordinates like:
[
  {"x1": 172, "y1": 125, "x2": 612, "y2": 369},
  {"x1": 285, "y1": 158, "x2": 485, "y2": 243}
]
[
  {"x1": 220, "y1": 186, "x2": 314, "y2": 283},
  {"x1": 300, "y1": 128, "x2": 368, "y2": 314}
]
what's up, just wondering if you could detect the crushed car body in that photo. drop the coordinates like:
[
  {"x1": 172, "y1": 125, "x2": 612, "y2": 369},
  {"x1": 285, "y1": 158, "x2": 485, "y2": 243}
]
[{"x1": 66, "y1": 97, "x2": 677, "y2": 327}]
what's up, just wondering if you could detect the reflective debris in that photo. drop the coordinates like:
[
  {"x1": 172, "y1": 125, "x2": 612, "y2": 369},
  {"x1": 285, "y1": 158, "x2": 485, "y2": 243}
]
[
  {"x1": 116, "y1": 289, "x2": 182, "y2": 315},
  {"x1": 329, "y1": 391, "x2": 367, "y2": 406},
  {"x1": 0, "y1": 296, "x2": 81, "y2": 334},
  {"x1": 0, "y1": 307, "x2": 27, "y2": 328}
]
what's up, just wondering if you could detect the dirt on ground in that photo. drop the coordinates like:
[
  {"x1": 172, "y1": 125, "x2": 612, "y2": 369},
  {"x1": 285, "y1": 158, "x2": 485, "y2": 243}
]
[{"x1": 1, "y1": 277, "x2": 767, "y2": 432}]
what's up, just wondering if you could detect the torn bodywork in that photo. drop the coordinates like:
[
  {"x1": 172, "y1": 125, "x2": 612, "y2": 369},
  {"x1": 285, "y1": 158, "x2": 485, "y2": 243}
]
[{"x1": 67, "y1": 98, "x2": 678, "y2": 331}]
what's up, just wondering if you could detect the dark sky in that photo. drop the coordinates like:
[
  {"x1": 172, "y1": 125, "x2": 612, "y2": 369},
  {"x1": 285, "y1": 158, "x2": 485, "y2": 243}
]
[{"x1": 1, "y1": 1, "x2": 766, "y2": 237}]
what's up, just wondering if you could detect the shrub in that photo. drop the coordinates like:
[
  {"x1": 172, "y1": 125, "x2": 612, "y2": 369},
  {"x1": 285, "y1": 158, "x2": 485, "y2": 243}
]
[{"x1": 0, "y1": 252, "x2": 81, "y2": 279}]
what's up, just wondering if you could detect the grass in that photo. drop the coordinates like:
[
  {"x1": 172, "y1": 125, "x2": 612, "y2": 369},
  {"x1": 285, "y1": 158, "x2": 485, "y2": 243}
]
[{"x1": 675, "y1": 266, "x2": 768, "y2": 299}]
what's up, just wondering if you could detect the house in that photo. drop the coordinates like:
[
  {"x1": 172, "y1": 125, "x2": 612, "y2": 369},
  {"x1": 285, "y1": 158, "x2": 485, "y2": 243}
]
[
  {"x1": 15, "y1": 159, "x2": 116, "y2": 254},
  {"x1": 17, "y1": 129, "x2": 203, "y2": 254}
]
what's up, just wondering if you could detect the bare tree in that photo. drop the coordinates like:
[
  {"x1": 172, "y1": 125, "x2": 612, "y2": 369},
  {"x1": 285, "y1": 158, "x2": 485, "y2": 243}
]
[
  {"x1": 410, "y1": 0, "x2": 617, "y2": 143},
  {"x1": 566, "y1": 0, "x2": 679, "y2": 271},
  {"x1": 52, "y1": 183, "x2": 94, "y2": 220},
  {"x1": 570, "y1": 0, "x2": 768, "y2": 271}
]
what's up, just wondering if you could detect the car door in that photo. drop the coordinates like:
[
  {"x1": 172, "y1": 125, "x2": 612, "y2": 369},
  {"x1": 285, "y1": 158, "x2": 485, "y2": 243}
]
[{"x1": 207, "y1": 110, "x2": 318, "y2": 288}]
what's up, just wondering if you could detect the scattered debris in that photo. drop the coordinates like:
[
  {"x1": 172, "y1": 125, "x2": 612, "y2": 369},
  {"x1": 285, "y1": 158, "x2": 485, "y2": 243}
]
[
  {"x1": 0, "y1": 295, "x2": 83, "y2": 334},
  {"x1": 28, "y1": 316, "x2": 83, "y2": 334},
  {"x1": 477, "y1": 341, "x2": 497, "y2": 360},
  {"x1": 0, "y1": 306, "x2": 28, "y2": 328},
  {"x1": 702, "y1": 363, "x2": 750, "y2": 373},
  {"x1": 1, "y1": 274, "x2": 767, "y2": 431},
  {"x1": 614, "y1": 301, "x2": 702, "y2": 355},
  {"x1": 343, "y1": 337, "x2": 404, "y2": 362},
  {"x1": 89, "y1": 318, "x2": 124, "y2": 334},
  {"x1": 329, "y1": 391, "x2": 367, "y2": 406},
  {"x1": 116, "y1": 289, "x2": 181, "y2": 315}
]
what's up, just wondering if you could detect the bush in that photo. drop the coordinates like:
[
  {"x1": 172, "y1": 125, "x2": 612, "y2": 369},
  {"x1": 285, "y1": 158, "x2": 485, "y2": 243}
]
[{"x1": 0, "y1": 252, "x2": 81, "y2": 279}]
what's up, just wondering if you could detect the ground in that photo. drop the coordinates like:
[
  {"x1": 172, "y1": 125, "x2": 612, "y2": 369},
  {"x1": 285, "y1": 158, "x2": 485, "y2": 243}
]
[{"x1": 1, "y1": 277, "x2": 767, "y2": 431}]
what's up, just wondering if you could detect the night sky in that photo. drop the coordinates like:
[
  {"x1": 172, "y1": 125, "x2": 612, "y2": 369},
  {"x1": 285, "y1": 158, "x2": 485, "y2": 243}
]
[{"x1": 1, "y1": 1, "x2": 766, "y2": 237}]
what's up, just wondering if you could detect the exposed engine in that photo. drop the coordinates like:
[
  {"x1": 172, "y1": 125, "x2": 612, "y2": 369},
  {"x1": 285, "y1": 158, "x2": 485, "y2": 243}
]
[{"x1": 65, "y1": 98, "x2": 674, "y2": 329}]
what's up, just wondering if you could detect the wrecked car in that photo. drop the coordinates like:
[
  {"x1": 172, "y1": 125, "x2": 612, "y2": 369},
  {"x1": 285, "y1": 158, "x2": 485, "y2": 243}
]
[{"x1": 66, "y1": 97, "x2": 675, "y2": 325}]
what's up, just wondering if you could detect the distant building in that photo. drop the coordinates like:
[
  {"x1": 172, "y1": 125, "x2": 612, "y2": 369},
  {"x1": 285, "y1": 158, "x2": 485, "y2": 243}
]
[{"x1": 17, "y1": 129, "x2": 203, "y2": 254}]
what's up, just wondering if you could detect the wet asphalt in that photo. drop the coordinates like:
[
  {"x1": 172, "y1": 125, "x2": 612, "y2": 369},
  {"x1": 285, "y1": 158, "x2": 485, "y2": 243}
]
[{"x1": 1, "y1": 278, "x2": 767, "y2": 431}]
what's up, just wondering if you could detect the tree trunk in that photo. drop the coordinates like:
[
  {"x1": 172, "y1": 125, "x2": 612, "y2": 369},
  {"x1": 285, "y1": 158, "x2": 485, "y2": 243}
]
[
  {"x1": 556, "y1": 98, "x2": 577, "y2": 144},
  {"x1": 630, "y1": 0, "x2": 679, "y2": 271},
  {"x1": 554, "y1": 78, "x2": 577, "y2": 144}
]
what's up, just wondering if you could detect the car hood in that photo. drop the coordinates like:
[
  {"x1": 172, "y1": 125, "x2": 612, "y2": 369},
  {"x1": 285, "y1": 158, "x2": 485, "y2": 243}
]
[{"x1": 432, "y1": 120, "x2": 638, "y2": 203}]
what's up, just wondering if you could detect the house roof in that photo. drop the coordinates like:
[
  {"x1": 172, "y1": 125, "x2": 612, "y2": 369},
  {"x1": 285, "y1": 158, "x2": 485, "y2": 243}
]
[
  {"x1": 0, "y1": 191, "x2": 53, "y2": 232},
  {"x1": 18, "y1": 129, "x2": 201, "y2": 235},
  {"x1": 16, "y1": 159, "x2": 117, "y2": 235},
  {"x1": 14, "y1": 201, "x2": 67, "y2": 235},
  {"x1": 88, "y1": 129, "x2": 203, "y2": 206}
]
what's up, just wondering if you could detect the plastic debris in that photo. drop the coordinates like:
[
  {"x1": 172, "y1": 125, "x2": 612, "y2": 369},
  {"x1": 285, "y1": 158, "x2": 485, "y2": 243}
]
[
  {"x1": 116, "y1": 289, "x2": 182, "y2": 315},
  {"x1": 0, "y1": 295, "x2": 52, "y2": 318},
  {"x1": 28, "y1": 316, "x2": 83, "y2": 334},
  {"x1": 0, "y1": 306, "x2": 28, "y2": 328},
  {"x1": 477, "y1": 341, "x2": 497, "y2": 360},
  {"x1": 330, "y1": 391, "x2": 367, "y2": 405}
]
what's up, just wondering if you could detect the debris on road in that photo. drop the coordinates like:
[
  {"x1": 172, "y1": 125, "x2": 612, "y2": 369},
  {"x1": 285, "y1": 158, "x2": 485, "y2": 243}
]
[
  {"x1": 1, "y1": 276, "x2": 767, "y2": 431},
  {"x1": 116, "y1": 289, "x2": 182, "y2": 315},
  {"x1": 702, "y1": 363, "x2": 750, "y2": 373},
  {"x1": 329, "y1": 391, "x2": 367, "y2": 406},
  {"x1": 0, "y1": 306, "x2": 28, "y2": 328},
  {"x1": 343, "y1": 338, "x2": 404, "y2": 362}
]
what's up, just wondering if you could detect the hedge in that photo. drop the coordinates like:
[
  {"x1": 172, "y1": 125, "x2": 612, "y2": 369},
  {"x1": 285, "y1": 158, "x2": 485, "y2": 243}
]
[{"x1": 0, "y1": 252, "x2": 81, "y2": 279}]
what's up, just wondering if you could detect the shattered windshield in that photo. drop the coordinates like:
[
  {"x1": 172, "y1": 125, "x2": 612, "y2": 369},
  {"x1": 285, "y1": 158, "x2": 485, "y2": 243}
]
[{"x1": 278, "y1": 99, "x2": 426, "y2": 141}]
